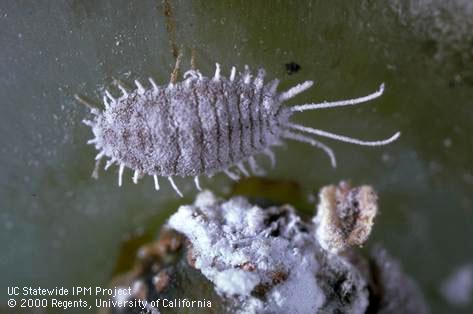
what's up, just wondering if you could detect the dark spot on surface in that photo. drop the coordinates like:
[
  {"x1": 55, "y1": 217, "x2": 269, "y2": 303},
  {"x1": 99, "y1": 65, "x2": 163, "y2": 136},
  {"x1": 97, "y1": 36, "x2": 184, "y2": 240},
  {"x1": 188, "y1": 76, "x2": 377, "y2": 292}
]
[
  {"x1": 285, "y1": 62, "x2": 301, "y2": 75},
  {"x1": 332, "y1": 274, "x2": 355, "y2": 305},
  {"x1": 296, "y1": 221, "x2": 309, "y2": 233},
  {"x1": 271, "y1": 270, "x2": 288, "y2": 285}
]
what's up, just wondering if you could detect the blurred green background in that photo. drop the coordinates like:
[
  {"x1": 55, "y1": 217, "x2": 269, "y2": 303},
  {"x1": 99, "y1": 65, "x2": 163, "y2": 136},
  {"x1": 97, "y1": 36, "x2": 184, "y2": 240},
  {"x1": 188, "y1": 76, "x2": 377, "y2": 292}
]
[{"x1": 1, "y1": 1, "x2": 472, "y2": 313}]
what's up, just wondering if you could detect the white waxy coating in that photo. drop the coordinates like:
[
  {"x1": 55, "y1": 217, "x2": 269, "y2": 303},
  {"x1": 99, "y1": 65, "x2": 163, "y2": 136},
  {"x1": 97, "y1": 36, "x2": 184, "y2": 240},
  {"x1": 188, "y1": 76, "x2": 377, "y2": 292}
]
[
  {"x1": 167, "y1": 191, "x2": 370, "y2": 313},
  {"x1": 82, "y1": 64, "x2": 400, "y2": 195}
]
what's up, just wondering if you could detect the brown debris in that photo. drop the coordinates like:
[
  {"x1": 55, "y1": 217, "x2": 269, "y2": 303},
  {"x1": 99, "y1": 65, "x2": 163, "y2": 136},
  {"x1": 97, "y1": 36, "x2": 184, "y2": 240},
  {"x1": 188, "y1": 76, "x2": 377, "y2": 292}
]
[
  {"x1": 270, "y1": 270, "x2": 288, "y2": 285},
  {"x1": 238, "y1": 262, "x2": 257, "y2": 272},
  {"x1": 108, "y1": 227, "x2": 185, "y2": 305},
  {"x1": 251, "y1": 270, "x2": 289, "y2": 298},
  {"x1": 162, "y1": 0, "x2": 179, "y2": 59},
  {"x1": 315, "y1": 181, "x2": 378, "y2": 253}
]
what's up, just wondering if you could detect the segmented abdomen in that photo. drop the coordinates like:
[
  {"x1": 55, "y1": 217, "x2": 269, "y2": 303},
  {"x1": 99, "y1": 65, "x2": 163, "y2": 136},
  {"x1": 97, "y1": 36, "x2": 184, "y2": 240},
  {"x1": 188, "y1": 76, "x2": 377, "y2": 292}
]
[{"x1": 99, "y1": 76, "x2": 269, "y2": 178}]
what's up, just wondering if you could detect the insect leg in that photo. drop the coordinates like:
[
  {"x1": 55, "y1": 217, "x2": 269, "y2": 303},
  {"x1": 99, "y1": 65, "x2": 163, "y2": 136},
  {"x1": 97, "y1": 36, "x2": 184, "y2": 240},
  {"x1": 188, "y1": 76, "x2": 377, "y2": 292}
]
[
  {"x1": 74, "y1": 94, "x2": 100, "y2": 115},
  {"x1": 133, "y1": 170, "x2": 140, "y2": 184},
  {"x1": 254, "y1": 68, "x2": 266, "y2": 89},
  {"x1": 104, "y1": 158, "x2": 115, "y2": 170},
  {"x1": 168, "y1": 177, "x2": 183, "y2": 198},
  {"x1": 263, "y1": 149, "x2": 276, "y2": 168},
  {"x1": 243, "y1": 65, "x2": 252, "y2": 84},
  {"x1": 117, "y1": 84, "x2": 128, "y2": 96},
  {"x1": 91, "y1": 156, "x2": 103, "y2": 180},
  {"x1": 134, "y1": 80, "x2": 146, "y2": 94},
  {"x1": 224, "y1": 169, "x2": 240, "y2": 181},
  {"x1": 249, "y1": 156, "x2": 266, "y2": 176},
  {"x1": 169, "y1": 51, "x2": 183, "y2": 85},
  {"x1": 190, "y1": 48, "x2": 197, "y2": 70},
  {"x1": 213, "y1": 63, "x2": 221, "y2": 81},
  {"x1": 82, "y1": 119, "x2": 94, "y2": 127},
  {"x1": 102, "y1": 96, "x2": 110, "y2": 110},
  {"x1": 105, "y1": 90, "x2": 116, "y2": 103},
  {"x1": 230, "y1": 66, "x2": 236, "y2": 82},
  {"x1": 286, "y1": 123, "x2": 401, "y2": 146},
  {"x1": 149, "y1": 78, "x2": 158, "y2": 91},
  {"x1": 194, "y1": 176, "x2": 202, "y2": 191},
  {"x1": 237, "y1": 162, "x2": 250, "y2": 177},
  {"x1": 267, "y1": 79, "x2": 280, "y2": 95},
  {"x1": 118, "y1": 164, "x2": 125, "y2": 187},
  {"x1": 282, "y1": 130, "x2": 337, "y2": 168},
  {"x1": 112, "y1": 77, "x2": 128, "y2": 97},
  {"x1": 153, "y1": 175, "x2": 160, "y2": 191},
  {"x1": 279, "y1": 81, "x2": 314, "y2": 102},
  {"x1": 291, "y1": 84, "x2": 384, "y2": 112}
]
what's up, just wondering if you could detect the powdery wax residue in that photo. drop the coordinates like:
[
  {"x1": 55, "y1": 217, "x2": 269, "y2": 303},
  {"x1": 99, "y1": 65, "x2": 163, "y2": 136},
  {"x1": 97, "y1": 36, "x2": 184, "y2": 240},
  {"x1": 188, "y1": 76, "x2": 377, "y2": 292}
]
[
  {"x1": 441, "y1": 263, "x2": 473, "y2": 306},
  {"x1": 80, "y1": 59, "x2": 400, "y2": 197},
  {"x1": 108, "y1": 186, "x2": 429, "y2": 313},
  {"x1": 167, "y1": 191, "x2": 369, "y2": 314}
]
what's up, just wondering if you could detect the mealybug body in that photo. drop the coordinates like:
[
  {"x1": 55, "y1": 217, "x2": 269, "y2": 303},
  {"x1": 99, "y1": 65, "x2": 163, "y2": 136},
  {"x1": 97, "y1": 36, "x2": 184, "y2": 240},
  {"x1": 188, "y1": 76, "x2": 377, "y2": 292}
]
[{"x1": 79, "y1": 63, "x2": 400, "y2": 197}]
